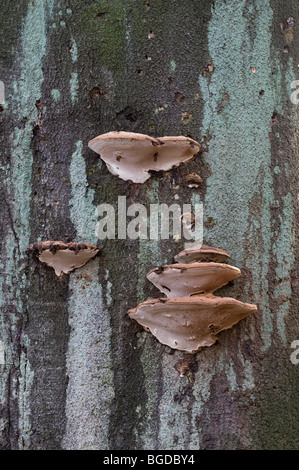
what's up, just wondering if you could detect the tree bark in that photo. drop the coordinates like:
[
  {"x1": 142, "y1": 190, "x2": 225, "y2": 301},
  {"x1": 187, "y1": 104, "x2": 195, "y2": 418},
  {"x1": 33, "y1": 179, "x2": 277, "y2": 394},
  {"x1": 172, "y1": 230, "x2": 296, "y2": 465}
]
[{"x1": 0, "y1": 0, "x2": 298, "y2": 450}]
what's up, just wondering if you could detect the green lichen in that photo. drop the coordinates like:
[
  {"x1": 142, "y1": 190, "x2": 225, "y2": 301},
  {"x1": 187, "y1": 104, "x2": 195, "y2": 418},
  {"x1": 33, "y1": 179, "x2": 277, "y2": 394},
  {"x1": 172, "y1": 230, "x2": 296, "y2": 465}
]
[
  {"x1": 70, "y1": 37, "x2": 78, "y2": 63},
  {"x1": 273, "y1": 192, "x2": 295, "y2": 342},
  {"x1": 70, "y1": 72, "x2": 79, "y2": 105},
  {"x1": 51, "y1": 88, "x2": 61, "y2": 102},
  {"x1": 197, "y1": 0, "x2": 297, "y2": 449},
  {"x1": 0, "y1": 0, "x2": 53, "y2": 449},
  {"x1": 69, "y1": 36, "x2": 78, "y2": 105},
  {"x1": 63, "y1": 267, "x2": 114, "y2": 449},
  {"x1": 199, "y1": 0, "x2": 275, "y2": 348},
  {"x1": 63, "y1": 139, "x2": 114, "y2": 449},
  {"x1": 170, "y1": 60, "x2": 176, "y2": 73},
  {"x1": 0, "y1": 342, "x2": 4, "y2": 365}
]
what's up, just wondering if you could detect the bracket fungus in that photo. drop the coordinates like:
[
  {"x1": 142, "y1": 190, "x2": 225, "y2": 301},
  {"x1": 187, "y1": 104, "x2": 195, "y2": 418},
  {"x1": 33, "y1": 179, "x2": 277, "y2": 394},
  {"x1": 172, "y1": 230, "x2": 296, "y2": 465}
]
[
  {"x1": 147, "y1": 262, "x2": 241, "y2": 298},
  {"x1": 174, "y1": 244, "x2": 230, "y2": 264},
  {"x1": 29, "y1": 241, "x2": 100, "y2": 277},
  {"x1": 128, "y1": 295, "x2": 257, "y2": 353},
  {"x1": 88, "y1": 131, "x2": 201, "y2": 184},
  {"x1": 128, "y1": 245, "x2": 257, "y2": 353},
  {"x1": 184, "y1": 172, "x2": 203, "y2": 188}
]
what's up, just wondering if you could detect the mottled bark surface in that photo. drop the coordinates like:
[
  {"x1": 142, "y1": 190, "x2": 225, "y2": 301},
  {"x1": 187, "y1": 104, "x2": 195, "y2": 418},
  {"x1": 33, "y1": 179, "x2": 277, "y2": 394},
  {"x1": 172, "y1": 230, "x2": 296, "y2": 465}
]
[{"x1": 0, "y1": 0, "x2": 298, "y2": 450}]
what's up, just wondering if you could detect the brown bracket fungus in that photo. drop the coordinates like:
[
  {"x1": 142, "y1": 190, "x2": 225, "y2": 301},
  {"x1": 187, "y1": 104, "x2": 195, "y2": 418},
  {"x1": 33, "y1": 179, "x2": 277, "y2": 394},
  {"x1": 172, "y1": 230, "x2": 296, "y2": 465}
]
[
  {"x1": 184, "y1": 172, "x2": 203, "y2": 188},
  {"x1": 147, "y1": 262, "x2": 241, "y2": 298},
  {"x1": 88, "y1": 131, "x2": 201, "y2": 183},
  {"x1": 29, "y1": 241, "x2": 100, "y2": 277},
  {"x1": 174, "y1": 244, "x2": 230, "y2": 264},
  {"x1": 128, "y1": 245, "x2": 257, "y2": 353},
  {"x1": 128, "y1": 295, "x2": 257, "y2": 353}
]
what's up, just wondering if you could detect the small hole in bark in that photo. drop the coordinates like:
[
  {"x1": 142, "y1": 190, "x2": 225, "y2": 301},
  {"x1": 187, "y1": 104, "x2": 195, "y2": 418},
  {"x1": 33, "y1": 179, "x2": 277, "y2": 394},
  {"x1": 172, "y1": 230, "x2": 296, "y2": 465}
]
[
  {"x1": 126, "y1": 112, "x2": 137, "y2": 122},
  {"x1": 90, "y1": 86, "x2": 106, "y2": 98},
  {"x1": 258, "y1": 90, "x2": 264, "y2": 98},
  {"x1": 271, "y1": 111, "x2": 278, "y2": 124},
  {"x1": 96, "y1": 11, "x2": 108, "y2": 18},
  {"x1": 115, "y1": 107, "x2": 140, "y2": 127},
  {"x1": 32, "y1": 124, "x2": 40, "y2": 136},
  {"x1": 175, "y1": 92, "x2": 186, "y2": 104}
]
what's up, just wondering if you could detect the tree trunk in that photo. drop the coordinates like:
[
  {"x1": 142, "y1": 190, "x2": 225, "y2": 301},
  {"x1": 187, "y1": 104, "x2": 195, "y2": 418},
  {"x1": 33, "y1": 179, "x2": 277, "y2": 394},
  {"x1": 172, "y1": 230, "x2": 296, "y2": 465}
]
[{"x1": 0, "y1": 0, "x2": 298, "y2": 450}]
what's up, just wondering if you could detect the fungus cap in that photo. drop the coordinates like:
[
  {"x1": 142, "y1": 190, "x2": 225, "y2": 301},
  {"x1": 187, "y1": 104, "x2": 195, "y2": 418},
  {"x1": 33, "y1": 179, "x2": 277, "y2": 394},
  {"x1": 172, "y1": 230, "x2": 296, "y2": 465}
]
[
  {"x1": 174, "y1": 244, "x2": 230, "y2": 264},
  {"x1": 128, "y1": 295, "x2": 257, "y2": 353},
  {"x1": 184, "y1": 172, "x2": 203, "y2": 188},
  {"x1": 29, "y1": 241, "x2": 100, "y2": 277},
  {"x1": 147, "y1": 262, "x2": 241, "y2": 297},
  {"x1": 88, "y1": 131, "x2": 201, "y2": 183}
]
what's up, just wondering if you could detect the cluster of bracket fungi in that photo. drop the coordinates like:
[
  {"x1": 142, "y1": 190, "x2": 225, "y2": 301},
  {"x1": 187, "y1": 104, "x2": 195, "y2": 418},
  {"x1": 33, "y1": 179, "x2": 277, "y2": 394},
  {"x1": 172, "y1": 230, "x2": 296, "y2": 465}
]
[
  {"x1": 29, "y1": 131, "x2": 257, "y2": 354},
  {"x1": 128, "y1": 245, "x2": 257, "y2": 354}
]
